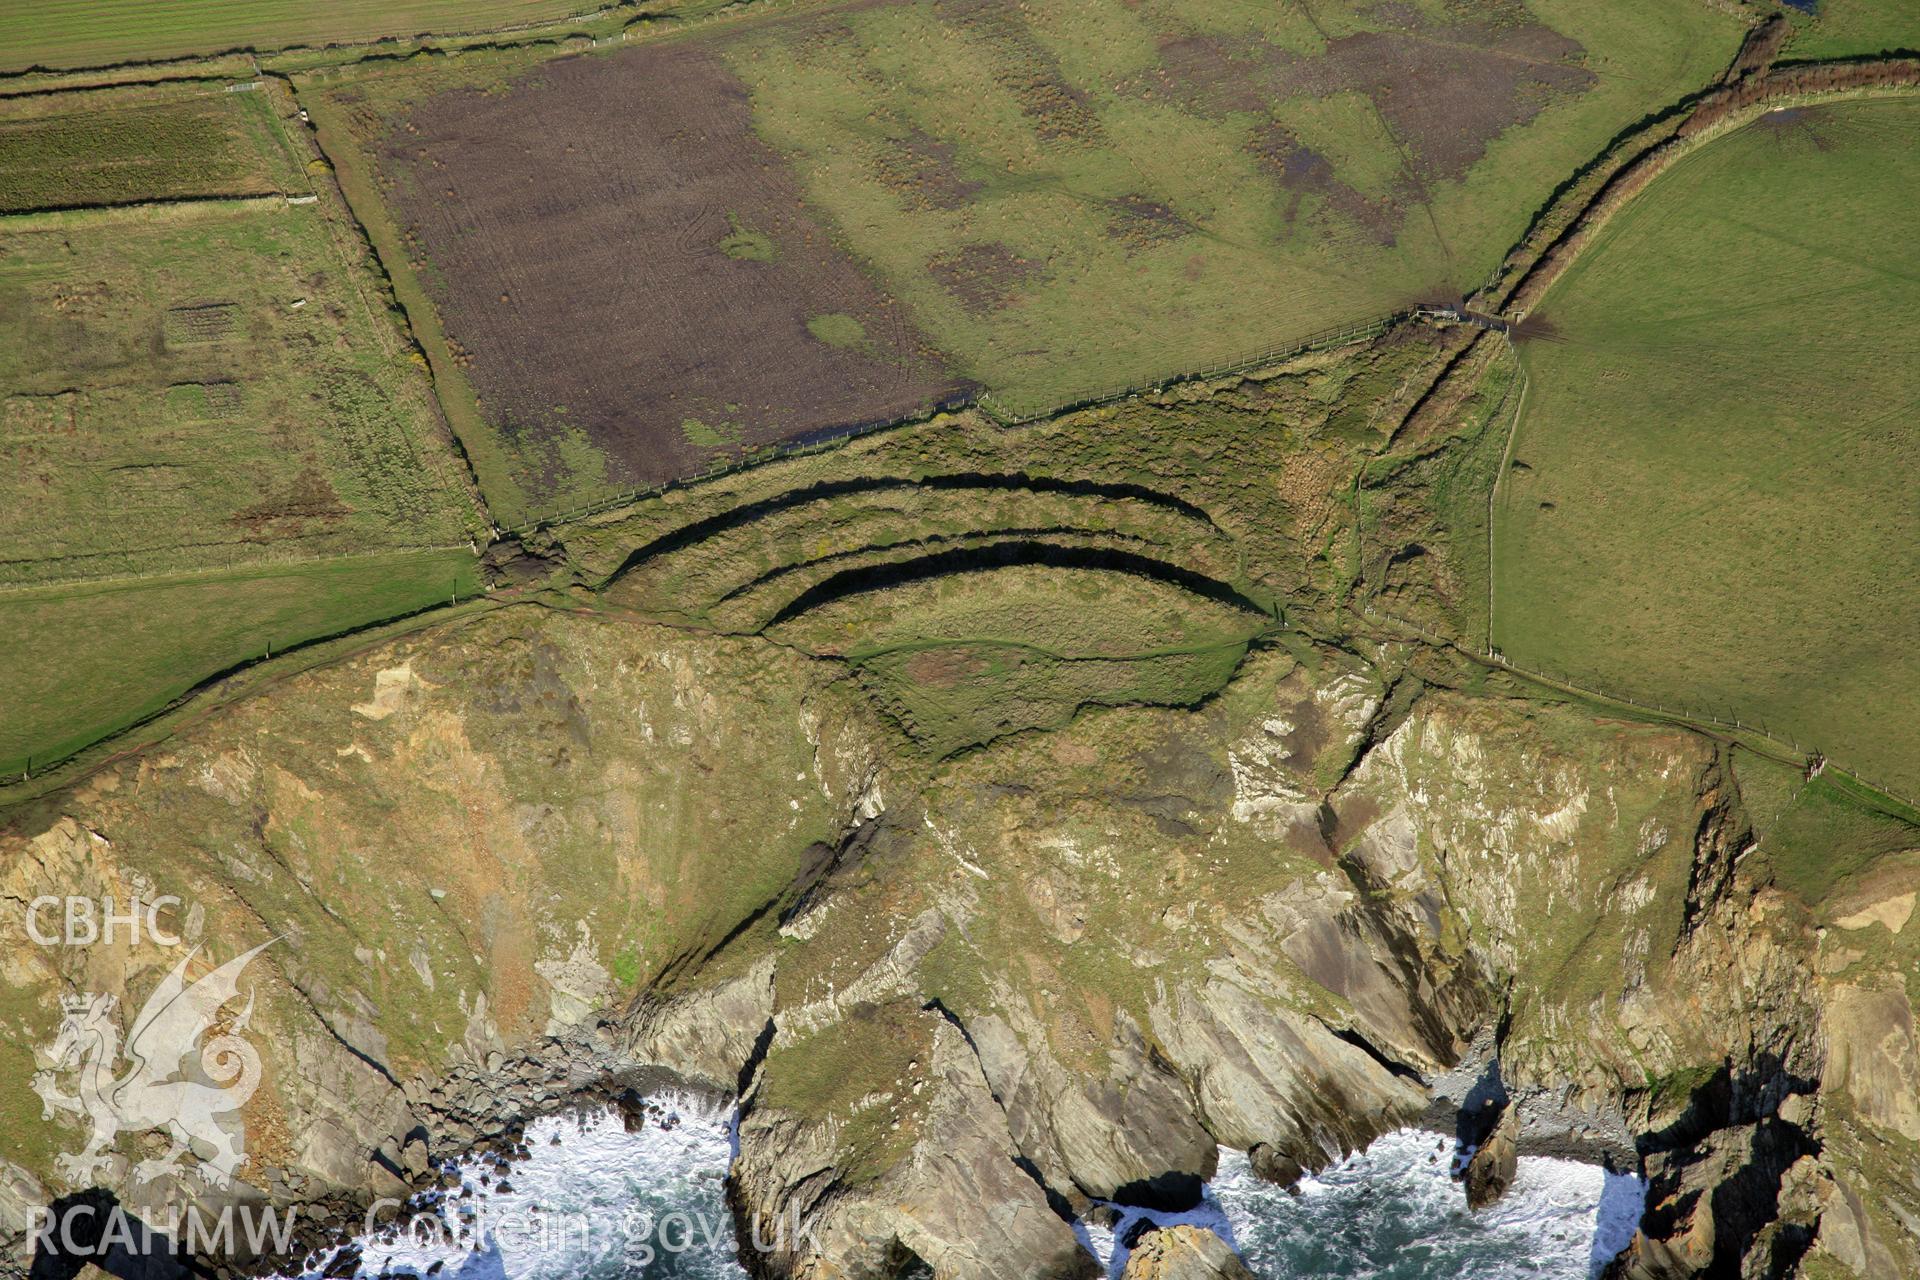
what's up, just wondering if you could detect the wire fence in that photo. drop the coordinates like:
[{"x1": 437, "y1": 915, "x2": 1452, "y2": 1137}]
[
  {"x1": 1482, "y1": 354, "x2": 1528, "y2": 650},
  {"x1": 976, "y1": 311, "x2": 1409, "y2": 425},
  {"x1": 1356, "y1": 601, "x2": 1920, "y2": 815}
]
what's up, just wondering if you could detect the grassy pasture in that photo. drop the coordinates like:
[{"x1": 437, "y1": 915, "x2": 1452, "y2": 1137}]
[
  {"x1": 305, "y1": 0, "x2": 1738, "y2": 514},
  {"x1": 0, "y1": 92, "x2": 482, "y2": 774},
  {"x1": 0, "y1": 1, "x2": 605, "y2": 73},
  {"x1": 0, "y1": 550, "x2": 479, "y2": 777},
  {"x1": 0, "y1": 81, "x2": 293, "y2": 211},
  {"x1": 1780, "y1": 0, "x2": 1920, "y2": 61},
  {"x1": 1493, "y1": 98, "x2": 1920, "y2": 794},
  {"x1": 778, "y1": 564, "x2": 1267, "y2": 757},
  {"x1": 0, "y1": 199, "x2": 477, "y2": 585},
  {"x1": 721, "y1": 0, "x2": 1743, "y2": 416}
]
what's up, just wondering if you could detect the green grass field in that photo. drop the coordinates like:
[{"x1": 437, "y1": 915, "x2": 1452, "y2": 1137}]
[
  {"x1": 0, "y1": 0, "x2": 604, "y2": 73},
  {"x1": 0, "y1": 550, "x2": 479, "y2": 776},
  {"x1": 0, "y1": 198, "x2": 477, "y2": 585},
  {"x1": 1493, "y1": 98, "x2": 1920, "y2": 795},
  {"x1": 0, "y1": 81, "x2": 483, "y2": 775},
  {"x1": 0, "y1": 81, "x2": 293, "y2": 212},
  {"x1": 1731, "y1": 745, "x2": 1919, "y2": 909},
  {"x1": 1781, "y1": 0, "x2": 1920, "y2": 61},
  {"x1": 723, "y1": 0, "x2": 1742, "y2": 416}
]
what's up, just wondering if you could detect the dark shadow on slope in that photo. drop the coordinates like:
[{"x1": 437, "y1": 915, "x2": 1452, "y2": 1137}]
[
  {"x1": 758, "y1": 541, "x2": 1271, "y2": 631},
  {"x1": 603, "y1": 474, "x2": 1224, "y2": 587}
]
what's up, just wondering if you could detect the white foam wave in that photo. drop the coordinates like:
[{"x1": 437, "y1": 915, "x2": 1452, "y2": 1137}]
[
  {"x1": 1079, "y1": 1129, "x2": 1644, "y2": 1279},
  {"x1": 279, "y1": 1106, "x2": 1640, "y2": 1280},
  {"x1": 282, "y1": 1093, "x2": 743, "y2": 1279},
  {"x1": 1212, "y1": 1129, "x2": 1646, "y2": 1279}
]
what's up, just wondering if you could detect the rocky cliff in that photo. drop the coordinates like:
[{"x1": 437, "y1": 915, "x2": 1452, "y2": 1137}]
[{"x1": 2, "y1": 600, "x2": 1914, "y2": 1279}]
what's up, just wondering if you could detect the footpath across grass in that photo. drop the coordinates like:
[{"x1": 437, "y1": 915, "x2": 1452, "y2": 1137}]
[{"x1": 1493, "y1": 97, "x2": 1920, "y2": 796}]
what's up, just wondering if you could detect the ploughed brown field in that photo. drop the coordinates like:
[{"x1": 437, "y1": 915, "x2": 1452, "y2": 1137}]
[{"x1": 374, "y1": 42, "x2": 972, "y2": 499}]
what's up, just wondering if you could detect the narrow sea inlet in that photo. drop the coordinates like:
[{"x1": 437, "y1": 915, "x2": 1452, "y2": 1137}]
[{"x1": 287, "y1": 1099, "x2": 1642, "y2": 1279}]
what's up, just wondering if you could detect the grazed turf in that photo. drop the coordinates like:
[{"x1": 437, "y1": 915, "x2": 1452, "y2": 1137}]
[
  {"x1": 0, "y1": 82, "x2": 482, "y2": 777},
  {"x1": 1493, "y1": 98, "x2": 1920, "y2": 795},
  {"x1": 0, "y1": 199, "x2": 476, "y2": 585},
  {"x1": 1782, "y1": 0, "x2": 1920, "y2": 61},
  {"x1": 722, "y1": 0, "x2": 1743, "y2": 415},
  {"x1": 0, "y1": 550, "x2": 479, "y2": 777},
  {"x1": 0, "y1": 82, "x2": 291, "y2": 211},
  {"x1": 0, "y1": 0, "x2": 602, "y2": 73}
]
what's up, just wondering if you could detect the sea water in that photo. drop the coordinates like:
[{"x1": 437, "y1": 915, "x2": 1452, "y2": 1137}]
[
  {"x1": 1077, "y1": 1130, "x2": 1643, "y2": 1278},
  {"x1": 289, "y1": 1105, "x2": 1641, "y2": 1279},
  {"x1": 1234, "y1": 1131, "x2": 1647, "y2": 1278},
  {"x1": 286, "y1": 1095, "x2": 745, "y2": 1280}
]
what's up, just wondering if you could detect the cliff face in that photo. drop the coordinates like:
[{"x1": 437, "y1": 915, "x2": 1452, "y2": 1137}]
[
  {"x1": 1, "y1": 610, "x2": 1915, "y2": 1280},
  {"x1": 0, "y1": 606, "x2": 888, "y2": 1262}
]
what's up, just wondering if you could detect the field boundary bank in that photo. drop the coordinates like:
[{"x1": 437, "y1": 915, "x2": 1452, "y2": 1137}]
[
  {"x1": 1487, "y1": 61, "x2": 1920, "y2": 319},
  {"x1": 973, "y1": 312, "x2": 1410, "y2": 426},
  {"x1": 1357, "y1": 602, "x2": 1920, "y2": 820},
  {"x1": 242, "y1": 73, "x2": 499, "y2": 546},
  {"x1": 0, "y1": 60, "x2": 258, "y2": 99},
  {"x1": 1, "y1": 587, "x2": 495, "y2": 786},
  {"x1": 0, "y1": 190, "x2": 298, "y2": 226},
  {"x1": 514, "y1": 73, "x2": 1920, "y2": 541},
  {"x1": 0, "y1": 591, "x2": 526, "y2": 804},
  {"x1": 0, "y1": 2, "x2": 627, "y2": 82},
  {"x1": 3, "y1": 548, "x2": 485, "y2": 781},
  {"x1": 0, "y1": 0, "x2": 805, "y2": 93},
  {"x1": 289, "y1": 41, "x2": 1912, "y2": 543},
  {"x1": 0, "y1": 543, "x2": 474, "y2": 599},
  {"x1": 0, "y1": 74, "x2": 489, "y2": 597},
  {"x1": 519, "y1": 311, "x2": 1420, "y2": 538},
  {"x1": 0, "y1": 66, "x2": 257, "y2": 102},
  {"x1": 296, "y1": 82, "x2": 535, "y2": 530},
  {"x1": 1458, "y1": 65, "x2": 1920, "y2": 819}
]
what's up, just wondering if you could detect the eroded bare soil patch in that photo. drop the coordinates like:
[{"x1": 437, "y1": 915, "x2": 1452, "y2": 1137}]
[{"x1": 376, "y1": 43, "x2": 971, "y2": 496}]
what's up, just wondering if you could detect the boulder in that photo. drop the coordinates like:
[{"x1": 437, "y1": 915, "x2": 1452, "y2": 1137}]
[
  {"x1": 1463, "y1": 1105, "x2": 1519, "y2": 1210},
  {"x1": 1121, "y1": 1225, "x2": 1255, "y2": 1280}
]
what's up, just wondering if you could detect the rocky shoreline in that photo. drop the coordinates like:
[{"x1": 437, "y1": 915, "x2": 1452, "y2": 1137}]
[
  {"x1": 1421, "y1": 1028, "x2": 1639, "y2": 1172},
  {"x1": 1, "y1": 616, "x2": 1912, "y2": 1280},
  {"x1": 267, "y1": 1031, "x2": 1649, "y2": 1280}
]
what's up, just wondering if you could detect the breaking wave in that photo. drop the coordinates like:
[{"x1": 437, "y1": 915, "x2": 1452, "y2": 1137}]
[
  {"x1": 1078, "y1": 1128, "x2": 1644, "y2": 1279},
  {"x1": 285, "y1": 1107, "x2": 1639, "y2": 1280}
]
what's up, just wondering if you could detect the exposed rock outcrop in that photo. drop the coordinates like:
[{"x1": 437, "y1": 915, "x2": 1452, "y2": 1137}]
[
  {"x1": 730, "y1": 1012, "x2": 1095, "y2": 1280},
  {"x1": 1119, "y1": 1225, "x2": 1254, "y2": 1280},
  {"x1": 1463, "y1": 1105, "x2": 1519, "y2": 1210},
  {"x1": 1, "y1": 612, "x2": 1915, "y2": 1280}
]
